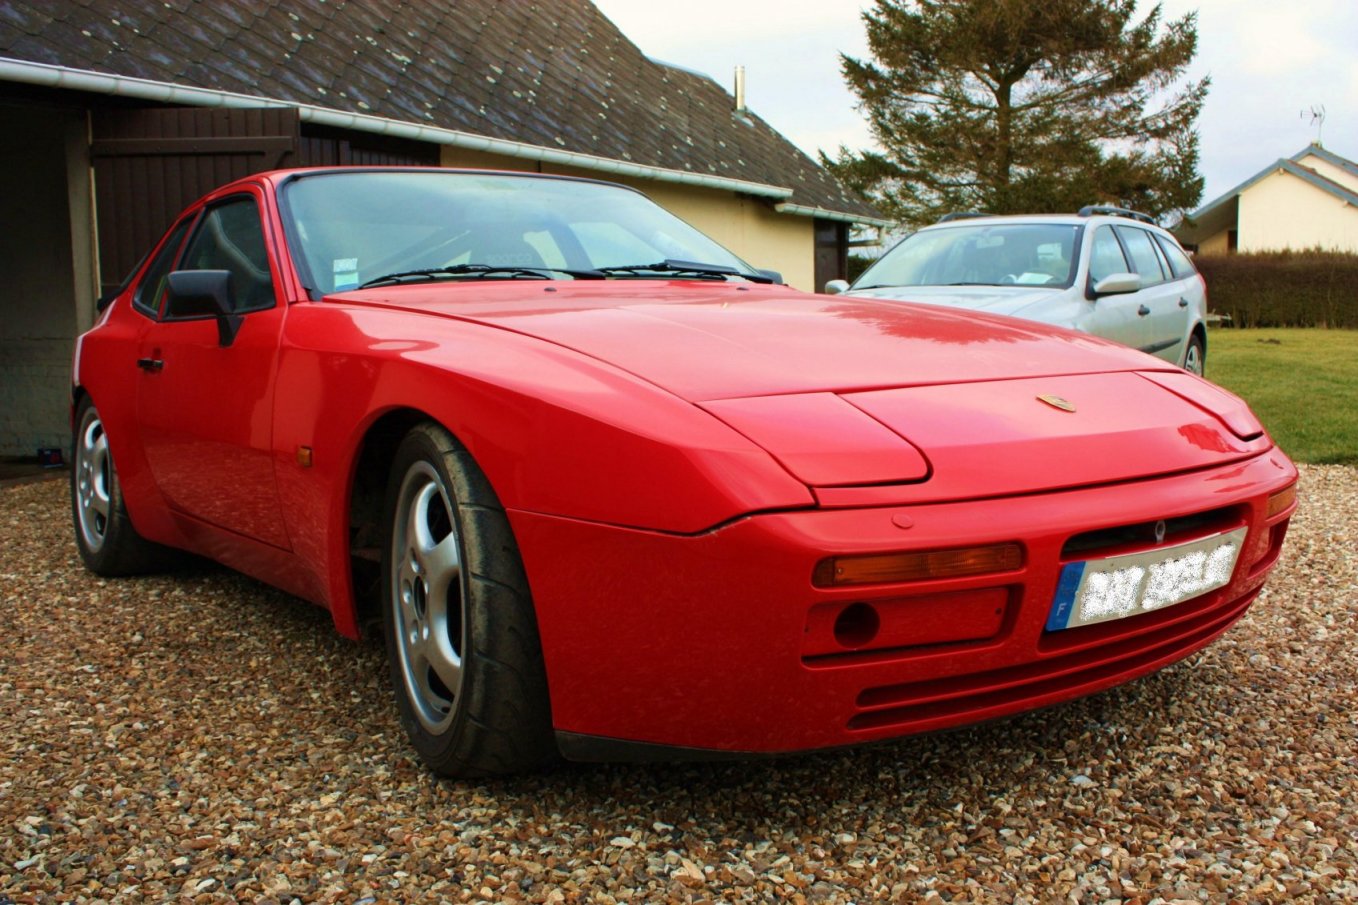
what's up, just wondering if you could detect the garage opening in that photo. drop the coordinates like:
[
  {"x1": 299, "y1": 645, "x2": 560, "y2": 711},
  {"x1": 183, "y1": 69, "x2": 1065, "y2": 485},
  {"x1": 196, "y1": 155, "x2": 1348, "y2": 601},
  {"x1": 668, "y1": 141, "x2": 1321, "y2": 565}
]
[{"x1": 0, "y1": 104, "x2": 92, "y2": 459}]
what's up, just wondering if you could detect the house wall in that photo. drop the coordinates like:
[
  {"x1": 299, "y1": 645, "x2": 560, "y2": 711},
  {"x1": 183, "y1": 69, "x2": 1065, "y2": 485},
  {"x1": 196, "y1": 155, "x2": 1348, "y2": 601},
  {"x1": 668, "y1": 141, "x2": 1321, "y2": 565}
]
[
  {"x1": 1195, "y1": 229, "x2": 1233, "y2": 257},
  {"x1": 1238, "y1": 170, "x2": 1358, "y2": 253},
  {"x1": 1295, "y1": 152, "x2": 1358, "y2": 193},
  {"x1": 0, "y1": 106, "x2": 93, "y2": 458},
  {"x1": 439, "y1": 147, "x2": 816, "y2": 290}
]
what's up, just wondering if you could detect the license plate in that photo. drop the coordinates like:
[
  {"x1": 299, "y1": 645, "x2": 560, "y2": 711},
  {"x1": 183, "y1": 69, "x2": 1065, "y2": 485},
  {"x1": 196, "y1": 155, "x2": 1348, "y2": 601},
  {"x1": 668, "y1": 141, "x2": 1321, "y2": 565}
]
[{"x1": 1046, "y1": 527, "x2": 1248, "y2": 632}]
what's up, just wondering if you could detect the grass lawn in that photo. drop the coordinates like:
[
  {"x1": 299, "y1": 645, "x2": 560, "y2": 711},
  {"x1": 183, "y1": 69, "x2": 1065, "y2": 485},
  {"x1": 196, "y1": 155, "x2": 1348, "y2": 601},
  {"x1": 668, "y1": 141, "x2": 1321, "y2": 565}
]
[{"x1": 1206, "y1": 327, "x2": 1358, "y2": 466}]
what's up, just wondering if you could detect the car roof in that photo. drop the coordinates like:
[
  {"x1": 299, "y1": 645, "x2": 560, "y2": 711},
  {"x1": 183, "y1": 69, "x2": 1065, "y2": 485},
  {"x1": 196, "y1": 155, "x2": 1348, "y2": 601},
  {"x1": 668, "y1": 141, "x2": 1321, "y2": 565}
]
[
  {"x1": 918, "y1": 212, "x2": 1177, "y2": 238},
  {"x1": 201, "y1": 166, "x2": 635, "y2": 198}
]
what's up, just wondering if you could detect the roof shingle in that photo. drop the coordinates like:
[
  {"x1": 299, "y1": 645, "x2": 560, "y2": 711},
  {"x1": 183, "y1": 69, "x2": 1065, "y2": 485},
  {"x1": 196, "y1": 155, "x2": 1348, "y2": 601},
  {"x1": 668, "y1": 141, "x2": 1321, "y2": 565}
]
[{"x1": 0, "y1": 0, "x2": 881, "y2": 221}]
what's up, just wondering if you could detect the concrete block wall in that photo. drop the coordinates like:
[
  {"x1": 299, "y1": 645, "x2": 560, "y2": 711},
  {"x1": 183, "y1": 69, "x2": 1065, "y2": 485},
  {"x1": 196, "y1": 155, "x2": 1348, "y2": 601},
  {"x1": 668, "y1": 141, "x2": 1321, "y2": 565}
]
[
  {"x1": 1, "y1": 106, "x2": 91, "y2": 459},
  {"x1": 0, "y1": 339, "x2": 71, "y2": 456}
]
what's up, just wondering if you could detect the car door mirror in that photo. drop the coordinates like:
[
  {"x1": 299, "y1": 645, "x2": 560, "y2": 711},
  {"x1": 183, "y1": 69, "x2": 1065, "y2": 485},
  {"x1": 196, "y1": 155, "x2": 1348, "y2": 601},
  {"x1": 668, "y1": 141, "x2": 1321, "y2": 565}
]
[
  {"x1": 1091, "y1": 272, "x2": 1141, "y2": 296},
  {"x1": 165, "y1": 270, "x2": 243, "y2": 347},
  {"x1": 824, "y1": 279, "x2": 850, "y2": 295},
  {"x1": 756, "y1": 268, "x2": 784, "y2": 285}
]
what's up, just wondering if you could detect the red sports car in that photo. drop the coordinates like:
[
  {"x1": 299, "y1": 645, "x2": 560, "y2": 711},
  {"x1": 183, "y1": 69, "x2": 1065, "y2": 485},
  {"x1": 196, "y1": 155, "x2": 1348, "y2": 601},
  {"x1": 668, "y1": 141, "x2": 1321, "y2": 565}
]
[{"x1": 71, "y1": 168, "x2": 1298, "y2": 776}]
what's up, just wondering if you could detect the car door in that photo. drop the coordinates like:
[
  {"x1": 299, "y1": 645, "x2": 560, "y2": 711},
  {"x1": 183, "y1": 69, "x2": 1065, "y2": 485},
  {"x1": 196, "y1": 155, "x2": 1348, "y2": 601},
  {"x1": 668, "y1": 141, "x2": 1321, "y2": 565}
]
[
  {"x1": 1113, "y1": 225, "x2": 1184, "y2": 364},
  {"x1": 134, "y1": 189, "x2": 292, "y2": 549},
  {"x1": 1083, "y1": 224, "x2": 1150, "y2": 352}
]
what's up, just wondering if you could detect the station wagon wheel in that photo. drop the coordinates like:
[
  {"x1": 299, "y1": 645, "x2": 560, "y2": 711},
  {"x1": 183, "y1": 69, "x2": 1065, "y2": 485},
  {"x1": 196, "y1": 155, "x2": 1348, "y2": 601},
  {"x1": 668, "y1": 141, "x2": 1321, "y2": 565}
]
[
  {"x1": 70, "y1": 397, "x2": 176, "y2": 576},
  {"x1": 1183, "y1": 334, "x2": 1205, "y2": 376},
  {"x1": 381, "y1": 422, "x2": 555, "y2": 776}
]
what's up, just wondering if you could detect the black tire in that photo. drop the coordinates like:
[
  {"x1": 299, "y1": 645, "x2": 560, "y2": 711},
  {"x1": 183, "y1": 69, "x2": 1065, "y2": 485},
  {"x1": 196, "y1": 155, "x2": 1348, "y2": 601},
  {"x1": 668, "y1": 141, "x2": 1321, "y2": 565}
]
[
  {"x1": 380, "y1": 421, "x2": 556, "y2": 777},
  {"x1": 71, "y1": 396, "x2": 178, "y2": 576},
  {"x1": 1183, "y1": 332, "x2": 1206, "y2": 376}
]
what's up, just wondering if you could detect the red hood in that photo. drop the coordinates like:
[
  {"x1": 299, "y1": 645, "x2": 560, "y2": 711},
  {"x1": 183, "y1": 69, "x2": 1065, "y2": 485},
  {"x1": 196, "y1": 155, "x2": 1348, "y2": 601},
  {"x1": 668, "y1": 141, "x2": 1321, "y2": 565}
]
[
  {"x1": 327, "y1": 280, "x2": 1269, "y2": 499},
  {"x1": 327, "y1": 280, "x2": 1161, "y2": 401}
]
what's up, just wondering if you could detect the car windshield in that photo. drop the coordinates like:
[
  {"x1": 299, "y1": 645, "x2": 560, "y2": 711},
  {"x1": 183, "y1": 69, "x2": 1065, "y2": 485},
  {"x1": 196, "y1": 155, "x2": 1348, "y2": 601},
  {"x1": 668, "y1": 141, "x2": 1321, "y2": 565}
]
[
  {"x1": 281, "y1": 170, "x2": 761, "y2": 294},
  {"x1": 856, "y1": 222, "x2": 1081, "y2": 290}
]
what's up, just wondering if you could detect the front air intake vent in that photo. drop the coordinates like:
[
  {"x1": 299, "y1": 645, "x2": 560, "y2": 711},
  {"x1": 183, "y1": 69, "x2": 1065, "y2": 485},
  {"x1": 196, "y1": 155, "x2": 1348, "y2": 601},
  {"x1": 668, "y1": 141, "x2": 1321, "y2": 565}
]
[{"x1": 1060, "y1": 505, "x2": 1241, "y2": 560}]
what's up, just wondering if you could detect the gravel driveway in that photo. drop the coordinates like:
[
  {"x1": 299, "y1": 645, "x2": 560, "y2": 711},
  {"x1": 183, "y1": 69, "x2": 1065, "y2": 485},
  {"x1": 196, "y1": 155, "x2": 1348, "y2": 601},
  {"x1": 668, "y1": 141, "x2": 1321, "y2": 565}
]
[{"x1": 2, "y1": 465, "x2": 1355, "y2": 903}]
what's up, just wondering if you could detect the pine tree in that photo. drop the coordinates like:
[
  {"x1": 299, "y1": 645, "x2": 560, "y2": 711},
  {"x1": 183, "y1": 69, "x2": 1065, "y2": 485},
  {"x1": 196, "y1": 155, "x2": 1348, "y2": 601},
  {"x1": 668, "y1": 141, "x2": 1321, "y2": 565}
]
[{"x1": 825, "y1": 0, "x2": 1207, "y2": 226}]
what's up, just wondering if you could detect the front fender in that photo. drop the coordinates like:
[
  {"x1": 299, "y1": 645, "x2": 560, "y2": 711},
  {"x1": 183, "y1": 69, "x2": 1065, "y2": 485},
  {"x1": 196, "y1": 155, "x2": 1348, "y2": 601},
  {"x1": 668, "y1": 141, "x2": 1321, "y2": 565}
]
[{"x1": 271, "y1": 303, "x2": 814, "y2": 633}]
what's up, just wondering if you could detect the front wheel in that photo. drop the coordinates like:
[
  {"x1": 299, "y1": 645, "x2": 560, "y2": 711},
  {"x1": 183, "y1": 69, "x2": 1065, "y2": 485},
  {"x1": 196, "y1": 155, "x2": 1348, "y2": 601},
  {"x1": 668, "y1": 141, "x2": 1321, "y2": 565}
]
[
  {"x1": 1183, "y1": 333, "x2": 1205, "y2": 376},
  {"x1": 381, "y1": 422, "x2": 555, "y2": 777}
]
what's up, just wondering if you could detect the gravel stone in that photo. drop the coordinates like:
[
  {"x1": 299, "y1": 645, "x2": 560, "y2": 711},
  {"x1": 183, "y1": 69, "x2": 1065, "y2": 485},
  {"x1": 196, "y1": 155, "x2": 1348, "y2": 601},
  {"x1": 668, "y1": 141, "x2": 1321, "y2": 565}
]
[{"x1": 2, "y1": 466, "x2": 1355, "y2": 902}]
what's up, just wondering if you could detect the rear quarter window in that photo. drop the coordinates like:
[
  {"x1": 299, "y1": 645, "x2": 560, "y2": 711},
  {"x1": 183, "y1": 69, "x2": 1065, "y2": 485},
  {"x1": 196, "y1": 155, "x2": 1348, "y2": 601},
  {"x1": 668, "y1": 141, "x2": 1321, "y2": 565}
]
[
  {"x1": 1115, "y1": 226, "x2": 1168, "y2": 285},
  {"x1": 1154, "y1": 233, "x2": 1198, "y2": 279}
]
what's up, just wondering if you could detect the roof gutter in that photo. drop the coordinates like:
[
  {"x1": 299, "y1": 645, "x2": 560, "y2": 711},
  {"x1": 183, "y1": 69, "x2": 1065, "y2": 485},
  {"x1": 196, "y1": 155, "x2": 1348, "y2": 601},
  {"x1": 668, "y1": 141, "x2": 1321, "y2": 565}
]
[
  {"x1": 774, "y1": 201, "x2": 892, "y2": 229},
  {"x1": 0, "y1": 57, "x2": 803, "y2": 202}
]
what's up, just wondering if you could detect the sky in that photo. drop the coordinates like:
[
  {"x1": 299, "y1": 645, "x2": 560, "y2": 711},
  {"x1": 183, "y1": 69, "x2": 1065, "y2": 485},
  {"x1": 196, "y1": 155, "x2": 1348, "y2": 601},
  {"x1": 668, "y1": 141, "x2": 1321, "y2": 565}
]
[{"x1": 592, "y1": 0, "x2": 1358, "y2": 209}]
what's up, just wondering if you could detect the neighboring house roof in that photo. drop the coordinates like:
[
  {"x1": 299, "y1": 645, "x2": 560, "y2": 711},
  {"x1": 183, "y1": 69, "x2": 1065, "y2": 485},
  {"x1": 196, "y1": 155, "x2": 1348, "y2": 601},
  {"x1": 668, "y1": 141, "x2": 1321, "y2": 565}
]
[
  {"x1": 0, "y1": 0, "x2": 886, "y2": 225},
  {"x1": 1295, "y1": 143, "x2": 1358, "y2": 181},
  {"x1": 1180, "y1": 144, "x2": 1358, "y2": 242}
]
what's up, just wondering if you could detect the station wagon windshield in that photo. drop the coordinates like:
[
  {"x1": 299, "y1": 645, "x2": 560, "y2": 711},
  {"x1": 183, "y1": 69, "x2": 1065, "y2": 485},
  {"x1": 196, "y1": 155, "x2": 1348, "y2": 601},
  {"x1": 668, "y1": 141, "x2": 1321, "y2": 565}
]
[
  {"x1": 857, "y1": 223, "x2": 1081, "y2": 290},
  {"x1": 282, "y1": 171, "x2": 761, "y2": 294}
]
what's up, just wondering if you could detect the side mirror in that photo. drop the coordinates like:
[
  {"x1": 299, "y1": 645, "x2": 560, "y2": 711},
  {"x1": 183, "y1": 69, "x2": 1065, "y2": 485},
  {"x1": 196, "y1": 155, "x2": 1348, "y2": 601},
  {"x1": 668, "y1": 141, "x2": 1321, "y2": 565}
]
[
  {"x1": 1091, "y1": 272, "x2": 1141, "y2": 296},
  {"x1": 756, "y1": 268, "x2": 784, "y2": 285},
  {"x1": 165, "y1": 270, "x2": 243, "y2": 346},
  {"x1": 824, "y1": 279, "x2": 850, "y2": 295}
]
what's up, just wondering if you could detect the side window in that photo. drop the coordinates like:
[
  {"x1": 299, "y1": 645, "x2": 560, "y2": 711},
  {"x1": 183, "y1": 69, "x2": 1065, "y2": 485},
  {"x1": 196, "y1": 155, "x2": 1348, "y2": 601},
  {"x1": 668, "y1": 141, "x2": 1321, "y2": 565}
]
[
  {"x1": 132, "y1": 217, "x2": 195, "y2": 318},
  {"x1": 1088, "y1": 226, "x2": 1129, "y2": 284},
  {"x1": 1154, "y1": 233, "x2": 1197, "y2": 280},
  {"x1": 1115, "y1": 226, "x2": 1167, "y2": 285},
  {"x1": 172, "y1": 196, "x2": 275, "y2": 316}
]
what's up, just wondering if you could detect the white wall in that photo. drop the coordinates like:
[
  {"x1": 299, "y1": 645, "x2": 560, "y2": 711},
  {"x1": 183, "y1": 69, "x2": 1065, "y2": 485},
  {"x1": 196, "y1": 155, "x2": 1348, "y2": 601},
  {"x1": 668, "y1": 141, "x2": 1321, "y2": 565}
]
[
  {"x1": 1238, "y1": 169, "x2": 1358, "y2": 253},
  {"x1": 1196, "y1": 228, "x2": 1233, "y2": 256}
]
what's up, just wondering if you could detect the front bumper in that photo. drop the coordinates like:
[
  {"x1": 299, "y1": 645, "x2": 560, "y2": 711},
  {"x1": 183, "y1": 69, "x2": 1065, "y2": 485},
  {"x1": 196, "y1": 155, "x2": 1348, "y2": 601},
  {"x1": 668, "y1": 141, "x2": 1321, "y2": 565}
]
[{"x1": 510, "y1": 449, "x2": 1297, "y2": 758}]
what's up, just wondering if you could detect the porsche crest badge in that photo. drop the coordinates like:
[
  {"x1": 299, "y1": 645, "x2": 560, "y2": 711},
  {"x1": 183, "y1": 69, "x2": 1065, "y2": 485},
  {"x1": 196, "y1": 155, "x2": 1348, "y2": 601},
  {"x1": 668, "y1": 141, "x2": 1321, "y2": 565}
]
[{"x1": 1037, "y1": 394, "x2": 1076, "y2": 413}]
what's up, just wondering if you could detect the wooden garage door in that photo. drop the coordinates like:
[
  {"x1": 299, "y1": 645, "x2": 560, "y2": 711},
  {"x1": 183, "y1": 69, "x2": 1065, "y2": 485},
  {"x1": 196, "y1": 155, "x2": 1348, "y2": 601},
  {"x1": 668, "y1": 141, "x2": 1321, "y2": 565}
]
[
  {"x1": 91, "y1": 107, "x2": 301, "y2": 297},
  {"x1": 91, "y1": 107, "x2": 439, "y2": 296}
]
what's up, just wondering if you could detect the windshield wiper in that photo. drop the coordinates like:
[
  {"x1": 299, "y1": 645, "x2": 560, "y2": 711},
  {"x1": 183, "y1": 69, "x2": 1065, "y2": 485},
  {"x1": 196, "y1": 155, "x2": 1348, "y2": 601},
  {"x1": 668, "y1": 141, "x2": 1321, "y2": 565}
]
[
  {"x1": 357, "y1": 264, "x2": 603, "y2": 289},
  {"x1": 594, "y1": 259, "x2": 775, "y2": 283}
]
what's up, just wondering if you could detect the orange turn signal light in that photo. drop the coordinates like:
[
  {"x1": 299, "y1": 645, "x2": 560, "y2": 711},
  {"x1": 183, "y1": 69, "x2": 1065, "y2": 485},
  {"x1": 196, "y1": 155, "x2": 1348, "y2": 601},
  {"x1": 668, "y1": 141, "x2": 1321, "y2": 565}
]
[
  {"x1": 1266, "y1": 483, "x2": 1297, "y2": 519},
  {"x1": 813, "y1": 543, "x2": 1023, "y2": 587}
]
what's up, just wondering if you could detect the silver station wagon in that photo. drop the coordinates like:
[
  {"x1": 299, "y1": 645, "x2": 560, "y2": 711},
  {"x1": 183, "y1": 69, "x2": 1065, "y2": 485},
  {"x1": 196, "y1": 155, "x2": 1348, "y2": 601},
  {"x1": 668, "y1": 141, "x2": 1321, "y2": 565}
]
[{"x1": 828, "y1": 207, "x2": 1208, "y2": 375}]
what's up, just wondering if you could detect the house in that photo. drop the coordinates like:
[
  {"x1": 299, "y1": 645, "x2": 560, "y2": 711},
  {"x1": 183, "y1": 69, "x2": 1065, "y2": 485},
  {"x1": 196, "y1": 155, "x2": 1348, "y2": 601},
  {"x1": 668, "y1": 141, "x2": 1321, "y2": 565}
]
[
  {"x1": 0, "y1": 0, "x2": 886, "y2": 457},
  {"x1": 1177, "y1": 144, "x2": 1358, "y2": 255}
]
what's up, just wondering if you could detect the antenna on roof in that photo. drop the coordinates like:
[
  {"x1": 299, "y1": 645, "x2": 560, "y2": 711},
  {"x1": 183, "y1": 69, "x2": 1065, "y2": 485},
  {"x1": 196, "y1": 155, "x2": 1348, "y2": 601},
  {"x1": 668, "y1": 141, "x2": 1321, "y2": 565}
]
[{"x1": 1300, "y1": 104, "x2": 1326, "y2": 146}]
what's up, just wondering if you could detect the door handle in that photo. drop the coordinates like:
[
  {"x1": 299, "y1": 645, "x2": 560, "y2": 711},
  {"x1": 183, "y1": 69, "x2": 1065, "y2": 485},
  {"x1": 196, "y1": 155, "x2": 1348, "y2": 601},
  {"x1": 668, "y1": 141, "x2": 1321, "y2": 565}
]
[
  {"x1": 137, "y1": 357, "x2": 164, "y2": 372},
  {"x1": 1178, "y1": 297, "x2": 1189, "y2": 308},
  {"x1": 1137, "y1": 305, "x2": 1151, "y2": 317}
]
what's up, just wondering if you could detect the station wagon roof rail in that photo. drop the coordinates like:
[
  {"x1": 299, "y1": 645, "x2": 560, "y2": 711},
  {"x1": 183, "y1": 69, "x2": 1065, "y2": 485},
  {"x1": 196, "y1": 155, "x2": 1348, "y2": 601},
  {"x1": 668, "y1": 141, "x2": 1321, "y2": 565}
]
[{"x1": 1077, "y1": 205, "x2": 1158, "y2": 225}]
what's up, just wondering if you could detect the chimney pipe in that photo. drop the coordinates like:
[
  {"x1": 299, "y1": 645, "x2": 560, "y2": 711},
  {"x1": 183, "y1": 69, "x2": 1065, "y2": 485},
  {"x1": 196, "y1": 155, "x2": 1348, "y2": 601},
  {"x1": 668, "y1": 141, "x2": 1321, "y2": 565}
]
[{"x1": 734, "y1": 65, "x2": 746, "y2": 112}]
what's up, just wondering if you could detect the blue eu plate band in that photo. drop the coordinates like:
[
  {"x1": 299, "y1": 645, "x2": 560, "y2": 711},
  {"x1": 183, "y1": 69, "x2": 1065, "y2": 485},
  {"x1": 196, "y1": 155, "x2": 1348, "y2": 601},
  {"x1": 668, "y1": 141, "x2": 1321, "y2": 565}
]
[{"x1": 1047, "y1": 561, "x2": 1087, "y2": 632}]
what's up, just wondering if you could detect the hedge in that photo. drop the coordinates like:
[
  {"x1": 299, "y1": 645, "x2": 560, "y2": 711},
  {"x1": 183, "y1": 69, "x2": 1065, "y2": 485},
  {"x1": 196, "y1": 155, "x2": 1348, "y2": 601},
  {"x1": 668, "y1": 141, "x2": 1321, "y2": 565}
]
[{"x1": 1195, "y1": 250, "x2": 1358, "y2": 328}]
